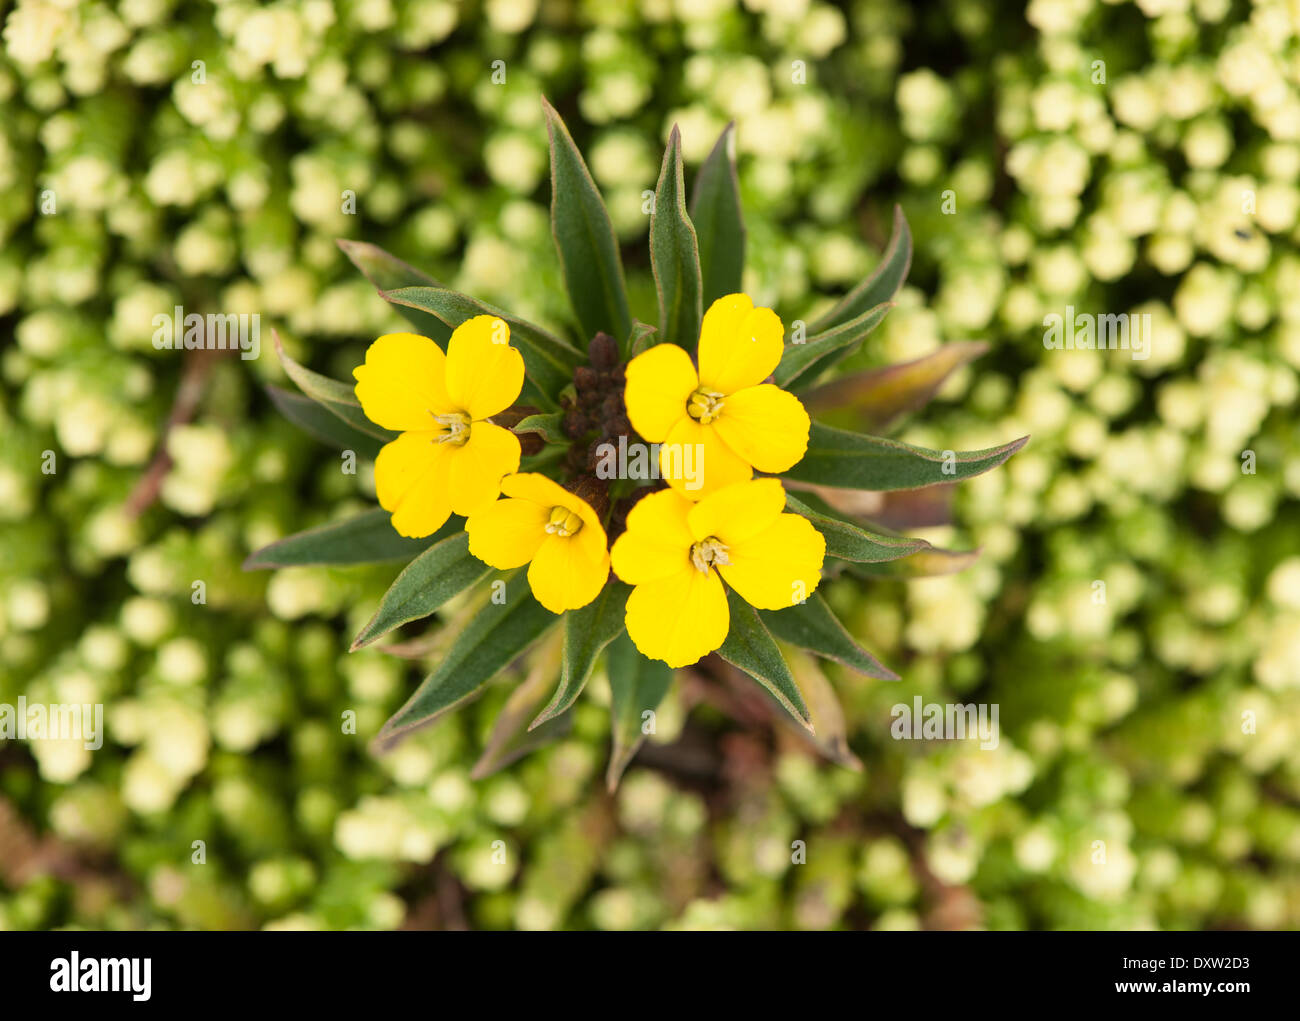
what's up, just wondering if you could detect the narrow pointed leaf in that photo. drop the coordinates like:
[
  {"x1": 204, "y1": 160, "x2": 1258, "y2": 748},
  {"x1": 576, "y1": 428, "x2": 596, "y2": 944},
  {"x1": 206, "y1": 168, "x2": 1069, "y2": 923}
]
[
  {"x1": 351, "y1": 532, "x2": 495, "y2": 650},
  {"x1": 382, "y1": 285, "x2": 580, "y2": 408},
  {"x1": 337, "y1": 239, "x2": 451, "y2": 344},
  {"x1": 606, "y1": 632, "x2": 674, "y2": 790},
  {"x1": 760, "y1": 593, "x2": 898, "y2": 679},
  {"x1": 783, "y1": 646, "x2": 862, "y2": 769},
  {"x1": 374, "y1": 572, "x2": 558, "y2": 751},
  {"x1": 265, "y1": 384, "x2": 384, "y2": 460},
  {"x1": 849, "y1": 546, "x2": 982, "y2": 578},
  {"x1": 273, "y1": 330, "x2": 394, "y2": 441},
  {"x1": 810, "y1": 204, "x2": 912, "y2": 333},
  {"x1": 777, "y1": 301, "x2": 893, "y2": 389},
  {"x1": 690, "y1": 122, "x2": 745, "y2": 307},
  {"x1": 650, "y1": 125, "x2": 703, "y2": 351},
  {"x1": 801, "y1": 342, "x2": 990, "y2": 431},
  {"x1": 628, "y1": 320, "x2": 657, "y2": 357},
  {"x1": 542, "y1": 97, "x2": 632, "y2": 348},
  {"x1": 532, "y1": 581, "x2": 629, "y2": 727},
  {"x1": 716, "y1": 587, "x2": 811, "y2": 728},
  {"x1": 243, "y1": 509, "x2": 450, "y2": 569},
  {"x1": 513, "y1": 412, "x2": 566, "y2": 444},
  {"x1": 784, "y1": 422, "x2": 1029, "y2": 491},
  {"x1": 471, "y1": 634, "x2": 569, "y2": 779},
  {"x1": 784, "y1": 492, "x2": 931, "y2": 563}
]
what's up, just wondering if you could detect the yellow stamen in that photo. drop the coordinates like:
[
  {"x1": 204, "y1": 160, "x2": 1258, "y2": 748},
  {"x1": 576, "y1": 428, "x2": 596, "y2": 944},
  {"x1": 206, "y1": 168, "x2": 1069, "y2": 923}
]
[
  {"x1": 686, "y1": 387, "x2": 725, "y2": 424},
  {"x1": 544, "y1": 506, "x2": 584, "y2": 537},
  {"x1": 433, "y1": 411, "x2": 472, "y2": 445},
  {"x1": 690, "y1": 536, "x2": 730, "y2": 573}
]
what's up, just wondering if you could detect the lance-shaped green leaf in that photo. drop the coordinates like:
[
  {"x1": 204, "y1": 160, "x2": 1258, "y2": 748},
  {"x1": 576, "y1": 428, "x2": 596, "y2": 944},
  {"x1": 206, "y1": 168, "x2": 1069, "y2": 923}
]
[
  {"x1": 801, "y1": 341, "x2": 990, "y2": 432},
  {"x1": 512, "y1": 411, "x2": 566, "y2": 445},
  {"x1": 532, "y1": 581, "x2": 629, "y2": 728},
  {"x1": 784, "y1": 421, "x2": 1029, "y2": 491},
  {"x1": 650, "y1": 125, "x2": 703, "y2": 351},
  {"x1": 373, "y1": 572, "x2": 558, "y2": 752},
  {"x1": 273, "y1": 330, "x2": 394, "y2": 441},
  {"x1": 717, "y1": 587, "x2": 811, "y2": 729},
  {"x1": 265, "y1": 384, "x2": 385, "y2": 460},
  {"x1": 542, "y1": 97, "x2": 632, "y2": 348},
  {"x1": 849, "y1": 545, "x2": 982, "y2": 578},
  {"x1": 350, "y1": 532, "x2": 495, "y2": 650},
  {"x1": 760, "y1": 593, "x2": 898, "y2": 679},
  {"x1": 628, "y1": 320, "x2": 658, "y2": 357},
  {"x1": 810, "y1": 204, "x2": 912, "y2": 333},
  {"x1": 690, "y1": 122, "x2": 745, "y2": 307},
  {"x1": 337, "y1": 239, "x2": 451, "y2": 344},
  {"x1": 243, "y1": 509, "x2": 450, "y2": 569},
  {"x1": 783, "y1": 646, "x2": 862, "y2": 769},
  {"x1": 471, "y1": 633, "x2": 569, "y2": 779},
  {"x1": 606, "y1": 632, "x2": 674, "y2": 790},
  {"x1": 381, "y1": 285, "x2": 580, "y2": 408},
  {"x1": 784, "y1": 492, "x2": 931, "y2": 563},
  {"x1": 776, "y1": 301, "x2": 893, "y2": 389}
]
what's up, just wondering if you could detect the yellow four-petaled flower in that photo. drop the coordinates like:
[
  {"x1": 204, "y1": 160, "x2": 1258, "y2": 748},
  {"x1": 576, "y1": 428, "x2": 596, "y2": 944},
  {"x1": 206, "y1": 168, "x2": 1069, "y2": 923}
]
[
  {"x1": 610, "y1": 478, "x2": 825, "y2": 667},
  {"x1": 354, "y1": 316, "x2": 523, "y2": 538}
]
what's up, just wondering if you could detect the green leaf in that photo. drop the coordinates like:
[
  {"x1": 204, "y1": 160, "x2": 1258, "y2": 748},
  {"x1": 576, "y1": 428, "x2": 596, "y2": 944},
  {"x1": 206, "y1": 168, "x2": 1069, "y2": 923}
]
[
  {"x1": 760, "y1": 593, "x2": 898, "y2": 679},
  {"x1": 350, "y1": 532, "x2": 495, "y2": 650},
  {"x1": 243, "y1": 509, "x2": 449, "y2": 569},
  {"x1": 532, "y1": 581, "x2": 629, "y2": 728},
  {"x1": 373, "y1": 572, "x2": 559, "y2": 752},
  {"x1": 381, "y1": 285, "x2": 581, "y2": 409},
  {"x1": 542, "y1": 97, "x2": 632, "y2": 349},
  {"x1": 801, "y1": 341, "x2": 990, "y2": 432},
  {"x1": 690, "y1": 122, "x2": 746, "y2": 307},
  {"x1": 265, "y1": 384, "x2": 385, "y2": 460},
  {"x1": 716, "y1": 587, "x2": 811, "y2": 728},
  {"x1": 784, "y1": 421, "x2": 1029, "y2": 491},
  {"x1": 628, "y1": 320, "x2": 657, "y2": 357},
  {"x1": 782, "y1": 647, "x2": 862, "y2": 769},
  {"x1": 606, "y1": 632, "x2": 674, "y2": 790},
  {"x1": 513, "y1": 411, "x2": 566, "y2": 445},
  {"x1": 273, "y1": 330, "x2": 394, "y2": 441},
  {"x1": 650, "y1": 125, "x2": 703, "y2": 351},
  {"x1": 784, "y1": 492, "x2": 931, "y2": 563},
  {"x1": 471, "y1": 633, "x2": 569, "y2": 779},
  {"x1": 336, "y1": 239, "x2": 451, "y2": 344},
  {"x1": 776, "y1": 301, "x2": 893, "y2": 389},
  {"x1": 848, "y1": 546, "x2": 982, "y2": 578},
  {"x1": 811, "y1": 204, "x2": 912, "y2": 333}
]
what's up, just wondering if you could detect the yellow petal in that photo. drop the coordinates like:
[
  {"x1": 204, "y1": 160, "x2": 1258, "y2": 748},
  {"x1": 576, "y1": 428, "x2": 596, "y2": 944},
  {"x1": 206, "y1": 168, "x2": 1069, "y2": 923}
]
[
  {"x1": 373, "y1": 431, "x2": 455, "y2": 538},
  {"x1": 609, "y1": 488, "x2": 694, "y2": 584},
  {"x1": 711, "y1": 383, "x2": 810, "y2": 473},
  {"x1": 687, "y1": 478, "x2": 787, "y2": 545},
  {"x1": 696, "y1": 294, "x2": 784, "y2": 395},
  {"x1": 624, "y1": 566, "x2": 729, "y2": 667},
  {"x1": 445, "y1": 422, "x2": 521, "y2": 516},
  {"x1": 500, "y1": 471, "x2": 571, "y2": 508},
  {"x1": 624, "y1": 342, "x2": 697, "y2": 442},
  {"x1": 662, "y1": 415, "x2": 751, "y2": 497},
  {"x1": 353, "y1": 332, "x2": 454, "y2": 432},
  {"x1": 444, "y1": 315, "x2": 525, "y2": 420},
  {"x1": 466, "y1": 498, "x2": 548, "y2": 569},
  {"x1": 718, "y1": 513, "x2": 826, "y2": 611},
  {"x1": 528, "y1": 533, "x2": 611, "y2": 613}
]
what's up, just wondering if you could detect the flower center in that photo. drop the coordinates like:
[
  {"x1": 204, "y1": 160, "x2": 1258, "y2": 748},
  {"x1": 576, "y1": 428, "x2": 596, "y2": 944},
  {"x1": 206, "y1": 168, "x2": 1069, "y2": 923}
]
[
  {"x1": 686, "y1": 387, "x2": 726, "y2": 424},
  {"x1": 690, "y1": 536, "x2": 730, "y2": 573},
  {"x1": 544, "y1": 506, "x2": 584, "y2": 537},
  {"x1": 433, "y1": 411, "x2": 472, "y2": 445}
]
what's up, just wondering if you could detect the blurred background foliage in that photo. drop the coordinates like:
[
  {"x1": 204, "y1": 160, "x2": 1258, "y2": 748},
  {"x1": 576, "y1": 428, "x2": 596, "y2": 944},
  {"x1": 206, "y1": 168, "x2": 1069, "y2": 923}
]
[{"x1": 2, "y1": 0, "x2": 1299, "y2": 930}]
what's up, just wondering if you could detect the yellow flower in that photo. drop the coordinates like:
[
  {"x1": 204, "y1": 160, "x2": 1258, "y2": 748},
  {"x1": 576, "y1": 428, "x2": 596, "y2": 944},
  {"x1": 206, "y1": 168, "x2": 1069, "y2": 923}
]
[
  {"x1": 609, "y1": 478, "x2": 825, "y2": 667},
  {"x1": 466, "y1": 473, "x2": 611, "y2": 614},
  {"x1": 353, "y1": 317, "x2": 524, "y2": 538},
  {"x1": 623, "y1": 294, "x2": 810, "y2": 497}
]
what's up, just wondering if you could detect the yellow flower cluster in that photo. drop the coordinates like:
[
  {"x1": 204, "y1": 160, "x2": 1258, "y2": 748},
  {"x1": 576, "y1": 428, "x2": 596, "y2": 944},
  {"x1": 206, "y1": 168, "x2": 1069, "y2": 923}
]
[{"x1": 354, "y1": 295, "x2": 825, "y2": 666}]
